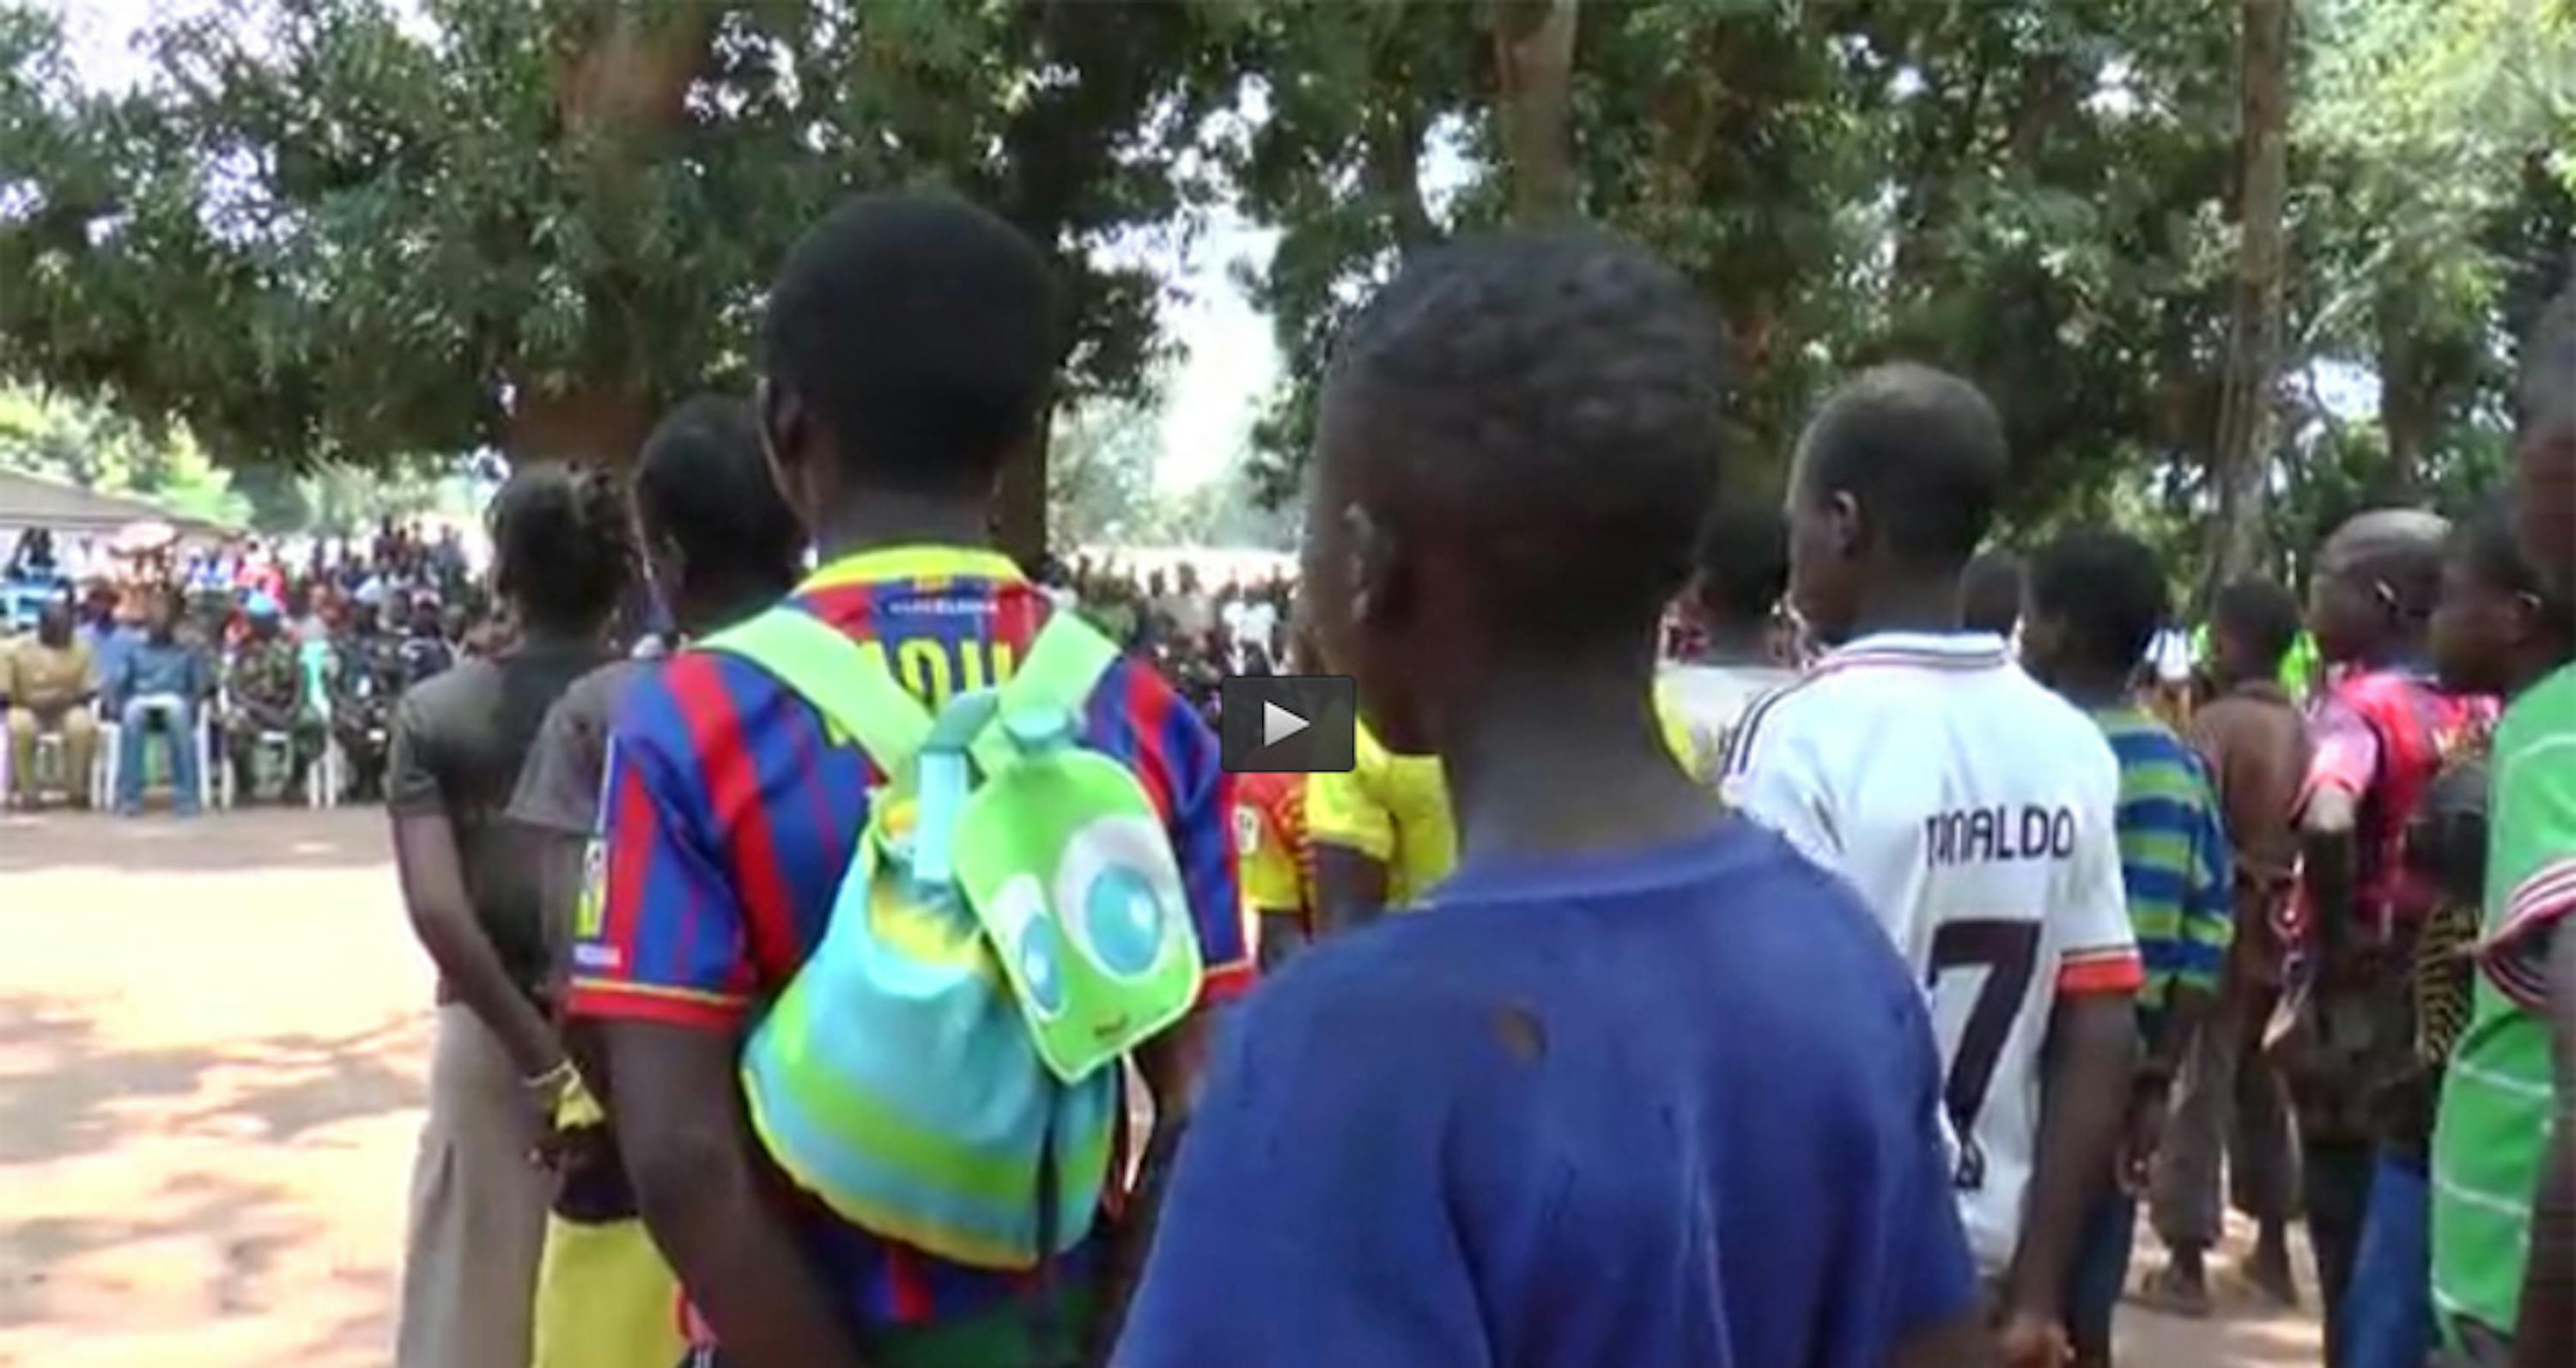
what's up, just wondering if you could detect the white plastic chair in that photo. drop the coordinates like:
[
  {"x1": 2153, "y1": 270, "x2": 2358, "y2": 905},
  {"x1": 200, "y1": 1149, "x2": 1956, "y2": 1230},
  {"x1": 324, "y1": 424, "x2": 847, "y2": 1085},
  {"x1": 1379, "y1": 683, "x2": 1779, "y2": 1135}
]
[
  {"x1": 216, "y1": 684, "x2": 331, "y2": 811},
  {"x1": 102, "y1": 695, "x2": 215, "y2": 813}
]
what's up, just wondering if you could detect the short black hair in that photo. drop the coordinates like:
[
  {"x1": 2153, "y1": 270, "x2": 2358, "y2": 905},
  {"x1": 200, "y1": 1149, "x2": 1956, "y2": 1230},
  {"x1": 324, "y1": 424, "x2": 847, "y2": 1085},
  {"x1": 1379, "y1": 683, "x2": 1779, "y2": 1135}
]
[
  {"x1": 762, "y1": 192, "x2": 1059, "y2": 491},
  {"x1": 635, "y1": 394, "x2": 805, "y2": 590},
  {"x1": 2212, "y1": 575, "x2": 2302, "y2": 671},
  {"x1": 1692, "y1": 502, "x2": 1788, "y2": 630},
  {"x1": 1959, "y1": 549, "x2": 2024, "y2": 635},
  {"x1": 2029, "y1": 527, "x2": 2166, "y2": 675},
  {"x1": 2327, "y1": 508, "x2": 2450, "y2": 617},
  {"x1": 1323, "y1": 228, "x2": 1725, "y2": 646},
  {"x1": 489, "y1": 463, "x2": 632, "y2": 634},
  {"x1": 1795, "y1": 362, "x2": 2008, "y2": 570}
]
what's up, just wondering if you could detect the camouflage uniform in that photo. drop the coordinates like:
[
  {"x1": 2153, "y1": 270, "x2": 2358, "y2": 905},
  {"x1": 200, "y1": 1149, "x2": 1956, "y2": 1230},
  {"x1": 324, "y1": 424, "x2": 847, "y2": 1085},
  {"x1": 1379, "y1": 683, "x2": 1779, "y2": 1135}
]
[
  {"x1": 223, "y1": 633, "x2": 325, "y2": 802},
  {"x1": 332, "y1": 629, "x2": 409, "y2": 801}
]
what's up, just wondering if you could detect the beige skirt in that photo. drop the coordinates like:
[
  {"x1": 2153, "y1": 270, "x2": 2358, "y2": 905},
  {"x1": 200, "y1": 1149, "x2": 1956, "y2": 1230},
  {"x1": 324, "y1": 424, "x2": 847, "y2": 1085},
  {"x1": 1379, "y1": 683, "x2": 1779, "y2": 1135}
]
[{"x1": 395, "y1": 1003, "x2": 552, "y2": 1368}]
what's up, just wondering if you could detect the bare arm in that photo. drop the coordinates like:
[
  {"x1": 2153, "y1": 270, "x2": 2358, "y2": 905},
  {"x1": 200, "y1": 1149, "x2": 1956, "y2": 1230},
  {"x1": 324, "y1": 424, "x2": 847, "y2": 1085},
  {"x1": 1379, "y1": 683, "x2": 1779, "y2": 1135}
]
[
  {"x1": 2302, "y1": 788, "x2": 2360, "y2": 970},
  {"x1": 2188, "y1": 710, "x2": 2264, "y2": 872},
  {"x1": 2513, "y1": 923, "x2": 2576, "y2": 1368},
  {"x1": 389, "y1": 812, "x2": 562, "y2": 1080},
  {"x1": 599, "y1": 1020, "x2": 870, "y2": 1368},
  {"x1": 1895, "y1": 1313, "x2": 1999, "y2": 1368},
  {"x1": 2002, "y1": 993, "x2": 2137, "y2": 1325},
  {"x1": 1312, "y1": 845, "x2": 1390, "y2": 935},
  {"x1": 2145, "y1": 982, "x2": 2212, "y2": 1080}
]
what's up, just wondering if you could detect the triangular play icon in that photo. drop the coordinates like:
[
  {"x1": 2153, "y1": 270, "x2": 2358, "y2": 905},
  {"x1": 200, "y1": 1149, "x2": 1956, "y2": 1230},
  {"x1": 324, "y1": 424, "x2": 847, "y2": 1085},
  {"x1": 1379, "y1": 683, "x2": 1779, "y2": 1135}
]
[{"x1": 1261, "y1": 699, "x2": 1310, "y2": 748}]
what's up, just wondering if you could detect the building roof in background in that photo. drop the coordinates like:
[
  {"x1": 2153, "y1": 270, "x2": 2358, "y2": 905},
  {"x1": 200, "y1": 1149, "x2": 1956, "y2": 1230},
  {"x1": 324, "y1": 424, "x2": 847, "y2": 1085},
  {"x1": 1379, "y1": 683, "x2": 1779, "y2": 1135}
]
[{"x1": 0, "y1": 467, "x2": 236, "y2": 536}]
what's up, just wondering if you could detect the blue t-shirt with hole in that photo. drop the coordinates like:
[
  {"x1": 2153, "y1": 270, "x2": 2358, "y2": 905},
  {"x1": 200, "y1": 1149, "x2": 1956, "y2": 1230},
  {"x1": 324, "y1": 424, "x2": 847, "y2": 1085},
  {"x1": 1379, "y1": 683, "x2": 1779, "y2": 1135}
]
[{"x1": 1120, "y1": 820, "x2": 1978, "y2": 1367}]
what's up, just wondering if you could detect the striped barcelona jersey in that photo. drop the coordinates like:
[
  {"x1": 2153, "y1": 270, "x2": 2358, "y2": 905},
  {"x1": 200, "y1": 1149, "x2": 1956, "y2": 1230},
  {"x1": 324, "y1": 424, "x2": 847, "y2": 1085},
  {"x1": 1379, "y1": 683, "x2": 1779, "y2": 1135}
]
[
  {"x1": 1235, "y1": 769, "x2": 1315, "y2": 930},
  {"x1": 562, "y1": 545, "x2": 1252, "y2": 1336},
  {"x1": 1721, "y1": 631, "x2": 2142, "y2": 1272}
]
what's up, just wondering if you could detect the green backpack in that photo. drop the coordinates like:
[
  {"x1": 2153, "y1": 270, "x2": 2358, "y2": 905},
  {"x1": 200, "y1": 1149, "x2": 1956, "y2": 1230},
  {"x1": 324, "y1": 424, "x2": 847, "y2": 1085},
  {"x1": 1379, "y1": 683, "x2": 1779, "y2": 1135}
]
[{"x1": 702, "y1": 606, "x2": 1204, "y2": 1268}]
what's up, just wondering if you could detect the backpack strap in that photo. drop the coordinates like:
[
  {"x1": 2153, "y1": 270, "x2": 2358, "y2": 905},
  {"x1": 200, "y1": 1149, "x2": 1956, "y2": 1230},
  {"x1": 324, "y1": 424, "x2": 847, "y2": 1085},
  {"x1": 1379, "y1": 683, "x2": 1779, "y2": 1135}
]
[
  {"x1": 969, "y1": 615, "x2": 1122, "y2": 778},
  {"x1": 1008, "y1": 613, "x2": 1123, "y2": 707},
  {"x1": 700, "y1": 607, "x2": 933, "y2": 772}
]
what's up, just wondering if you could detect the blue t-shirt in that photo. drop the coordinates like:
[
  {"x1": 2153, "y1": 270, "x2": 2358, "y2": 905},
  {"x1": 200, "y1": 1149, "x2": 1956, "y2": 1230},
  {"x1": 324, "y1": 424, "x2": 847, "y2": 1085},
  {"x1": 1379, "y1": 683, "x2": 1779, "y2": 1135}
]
[{"x1": 1120, "y1": 820, "x2": 1978, "y2": 1367}]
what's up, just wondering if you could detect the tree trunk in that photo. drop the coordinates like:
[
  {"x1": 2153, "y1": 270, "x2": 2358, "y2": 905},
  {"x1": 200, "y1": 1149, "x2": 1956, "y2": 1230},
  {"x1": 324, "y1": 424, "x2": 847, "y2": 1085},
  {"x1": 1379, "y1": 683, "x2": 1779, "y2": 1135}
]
[
  {"x1": 1491, "y1": 0, "x2": 1581, "y2": 223},
  {"x1": 513, "y1": 3, "x2": 714, "y2": 471},
  {"x1": 2377, "y1": 319, "x2": 2431, "y2": 502},
  {"x1": 1365, "y1": 106, "x2": 1440, "y2": 247},
  {"x1": 550, "y1": 4, "x2": 712, "y2": 143},
  {"x1": 2204, "y1": 0, "x2": 2293, "y2": 605},
  {"x1": 503, "y1": 385, "x2": 654, "y2": 471},
  {"x1": 994, "y1": 418, "x2": 1048, "y2": 571}
]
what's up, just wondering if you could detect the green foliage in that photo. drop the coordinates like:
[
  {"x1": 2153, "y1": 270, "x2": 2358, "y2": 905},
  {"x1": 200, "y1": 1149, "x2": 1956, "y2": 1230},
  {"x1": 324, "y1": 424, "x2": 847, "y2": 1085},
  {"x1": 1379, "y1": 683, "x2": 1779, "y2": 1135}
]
[
  {"x1": 2295, "y1": 0, "x2": 2576, "y2": 486},
  {"x1": 0, "y1": 385, "x2": 247, "y2": 525},
  {"x1": 1225, "y1": 0, "x2": 2570, "y2": 575},
  {"x1": 1213, "y1": 0, "x2": 1491, "y2": 503},
  {"x1": 1224, "y1": 0, "x2": 2254, "y2": 514},
  {"x1": 0, "y1": 0, "x2": 1230, "y2": 473},
  {"x1": 1136, "y1": 470, "x2": 1294, "y2": 550},
  {"x1": 1049, "y1": 391, "x2": 1293, "y2": 550},
  {"x1": 3, "y1": 0, "x2": 2567, "y2": 575},
  {"x1": 1049, "y1": 396, "x2": 1162, "y2": 547}
]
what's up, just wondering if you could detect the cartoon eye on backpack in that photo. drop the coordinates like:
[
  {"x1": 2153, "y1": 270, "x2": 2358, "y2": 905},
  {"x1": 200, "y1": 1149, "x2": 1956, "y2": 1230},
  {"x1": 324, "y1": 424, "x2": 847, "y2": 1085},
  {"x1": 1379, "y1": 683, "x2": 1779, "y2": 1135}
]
[{"x1": 703, "y1": 608, "x2": 1202, "y2": 1269}]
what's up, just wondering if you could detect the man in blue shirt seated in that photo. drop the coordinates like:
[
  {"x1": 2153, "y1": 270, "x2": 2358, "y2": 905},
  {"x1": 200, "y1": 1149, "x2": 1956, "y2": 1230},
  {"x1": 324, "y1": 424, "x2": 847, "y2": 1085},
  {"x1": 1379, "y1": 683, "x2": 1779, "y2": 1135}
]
[
  {"x1": 1118, "y1": 231, "x2": 1988, "y2": 1367},
  {"x1": 107, "y1": 589, "x2": 210, "y2": 816}
]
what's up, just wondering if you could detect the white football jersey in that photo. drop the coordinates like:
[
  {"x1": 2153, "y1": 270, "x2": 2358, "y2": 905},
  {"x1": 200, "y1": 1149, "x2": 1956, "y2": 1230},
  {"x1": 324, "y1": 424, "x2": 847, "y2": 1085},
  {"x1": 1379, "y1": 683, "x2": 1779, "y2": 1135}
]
[{"x1": 1721, "y1": 631, "x2": 2137, "y2": 1271}]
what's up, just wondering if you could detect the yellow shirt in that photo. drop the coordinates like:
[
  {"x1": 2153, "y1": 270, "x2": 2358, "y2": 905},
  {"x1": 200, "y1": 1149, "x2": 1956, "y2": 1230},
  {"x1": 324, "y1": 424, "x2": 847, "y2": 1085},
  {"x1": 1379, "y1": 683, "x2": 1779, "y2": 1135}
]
[
  {"x1": 1305, "y1": 723, "x2": 1457, "y2": 909},
  {"x1": 1306, "y1": 692, "x2": 1701, "y2": 911},
  {"x1": 4, "y1": 636, "x2": 96, "y2": 714}
]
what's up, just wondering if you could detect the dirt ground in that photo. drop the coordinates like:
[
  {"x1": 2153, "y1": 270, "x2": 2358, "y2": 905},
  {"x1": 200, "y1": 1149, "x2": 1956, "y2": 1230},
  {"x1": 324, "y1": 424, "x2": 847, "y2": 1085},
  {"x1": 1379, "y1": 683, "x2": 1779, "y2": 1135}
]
[{"x1": 0, "y1": 807, "x2": 2328, "y2": 1367}]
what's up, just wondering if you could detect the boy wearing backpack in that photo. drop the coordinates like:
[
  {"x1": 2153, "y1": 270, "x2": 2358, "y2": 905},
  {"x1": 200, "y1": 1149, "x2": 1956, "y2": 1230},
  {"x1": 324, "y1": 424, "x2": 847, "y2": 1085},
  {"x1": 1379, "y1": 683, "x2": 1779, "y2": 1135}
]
[{"x1": 564, "y1": 192, "x2": 1250, "y2": 1368}]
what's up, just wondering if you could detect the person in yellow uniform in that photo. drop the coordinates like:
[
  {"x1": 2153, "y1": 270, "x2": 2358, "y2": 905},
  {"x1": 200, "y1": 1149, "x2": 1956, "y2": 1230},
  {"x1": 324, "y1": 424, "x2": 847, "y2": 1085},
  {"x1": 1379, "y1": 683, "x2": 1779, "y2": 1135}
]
[
  {"x1": 1309, "y1": 699, "x2": 1703, "y2": 931},
  {"x1": 1235, "y1": 768, "x2": 1316, "y2": 969},
  {"x1": 1307, "y1": 721, "x2": 1457, "y2": 931},
  {"x1": 3, "y1": 600, "x2": 100, "y2": 809}
]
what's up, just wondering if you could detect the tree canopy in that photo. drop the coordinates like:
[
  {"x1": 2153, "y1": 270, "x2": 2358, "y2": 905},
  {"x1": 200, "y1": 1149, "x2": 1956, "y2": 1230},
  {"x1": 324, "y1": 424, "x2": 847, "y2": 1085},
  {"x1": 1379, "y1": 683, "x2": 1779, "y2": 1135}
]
[
  {"x1": 0, "y1": 0, "x2": 2568, "y2": 573},
  {"x1": 0, "y1": 0, "x2": 1232, "y2": 560},
  {"x1": 1229, "y1": 0, "x2": 2572, "y2": 569}
]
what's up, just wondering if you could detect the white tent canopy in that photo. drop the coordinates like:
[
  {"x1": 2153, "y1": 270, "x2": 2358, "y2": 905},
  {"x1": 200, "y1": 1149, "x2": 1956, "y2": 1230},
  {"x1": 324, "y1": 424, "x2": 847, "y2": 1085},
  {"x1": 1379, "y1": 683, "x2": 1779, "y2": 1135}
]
[{"x1": 0, "y1": 468, "x2": 233, "y2": 537}]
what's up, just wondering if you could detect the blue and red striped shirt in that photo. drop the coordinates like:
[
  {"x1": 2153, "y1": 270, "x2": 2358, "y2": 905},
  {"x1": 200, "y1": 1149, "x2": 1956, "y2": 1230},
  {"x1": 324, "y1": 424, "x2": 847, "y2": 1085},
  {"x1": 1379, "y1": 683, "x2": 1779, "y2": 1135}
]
[{"x1": 564, "y1": 544, "x2": 1250, "y2": 1330}]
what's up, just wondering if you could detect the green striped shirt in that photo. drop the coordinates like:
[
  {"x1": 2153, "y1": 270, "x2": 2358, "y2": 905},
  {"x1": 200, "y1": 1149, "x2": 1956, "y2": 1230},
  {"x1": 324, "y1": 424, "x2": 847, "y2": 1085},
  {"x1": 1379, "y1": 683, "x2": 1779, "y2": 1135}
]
[
  {"x1": 2433, "y1": 663, "x2": 2576, "y2": 1342},
  {"x1": 2093, "y1": 706, "x2": 2234, "y2": 1012}
]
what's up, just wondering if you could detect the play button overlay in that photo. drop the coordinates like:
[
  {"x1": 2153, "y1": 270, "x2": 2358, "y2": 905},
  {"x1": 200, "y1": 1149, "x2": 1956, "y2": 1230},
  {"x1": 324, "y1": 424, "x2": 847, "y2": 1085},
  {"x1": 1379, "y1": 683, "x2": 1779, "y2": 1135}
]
[
  {"x1": 1221, "y1": 675, "x2": 1357, "y2": 774},
  {"x1": 1262, "y1": 700, "x2": 1309, "y2": 748}
]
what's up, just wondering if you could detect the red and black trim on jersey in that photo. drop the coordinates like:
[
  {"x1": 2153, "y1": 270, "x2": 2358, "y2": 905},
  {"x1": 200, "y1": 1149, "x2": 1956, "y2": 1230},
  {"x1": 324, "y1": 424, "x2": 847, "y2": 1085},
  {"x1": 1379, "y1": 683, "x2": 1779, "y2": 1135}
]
[{"x1": 1721, "y1": 635, "x2": 2016, "y2": 783}]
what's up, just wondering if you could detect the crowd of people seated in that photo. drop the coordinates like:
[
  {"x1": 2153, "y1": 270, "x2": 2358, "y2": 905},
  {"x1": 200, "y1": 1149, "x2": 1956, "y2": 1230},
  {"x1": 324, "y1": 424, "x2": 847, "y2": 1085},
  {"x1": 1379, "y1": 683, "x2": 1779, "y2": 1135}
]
[
  {"x1": 0, "y1": 524, "x2": 484, "y2": 813},
  {"x1": 2, "y1": 520, "x2": 1302, "y2": 814}
]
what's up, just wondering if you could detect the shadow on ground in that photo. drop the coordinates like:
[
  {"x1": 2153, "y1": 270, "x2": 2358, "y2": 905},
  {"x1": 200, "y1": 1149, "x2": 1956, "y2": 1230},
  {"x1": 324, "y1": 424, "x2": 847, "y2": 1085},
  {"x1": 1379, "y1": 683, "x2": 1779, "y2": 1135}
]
[
  {"x1": 0, "y1": 1170, "x2": 312, "y2": 1328},
  {"x1": 0, "y1": 994, "x2": 420, "y2": 1166}
]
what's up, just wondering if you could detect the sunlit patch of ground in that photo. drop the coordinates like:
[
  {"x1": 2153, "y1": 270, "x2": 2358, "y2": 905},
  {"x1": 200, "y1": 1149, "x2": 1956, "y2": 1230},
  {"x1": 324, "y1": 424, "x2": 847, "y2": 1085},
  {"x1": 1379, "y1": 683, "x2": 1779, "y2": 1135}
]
[{"x1": 1, "y1": 807, "x2": 427, "y2": 1368}]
